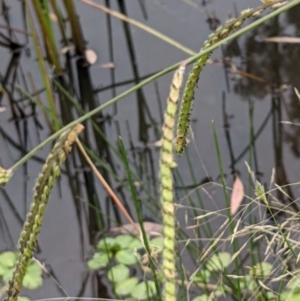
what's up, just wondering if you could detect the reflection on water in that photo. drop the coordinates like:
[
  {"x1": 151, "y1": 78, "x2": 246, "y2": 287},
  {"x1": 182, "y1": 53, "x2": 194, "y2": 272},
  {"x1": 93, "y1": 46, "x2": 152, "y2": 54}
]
[{"x1": 0, "y1": 0, "x2": 300, "y2": 299}]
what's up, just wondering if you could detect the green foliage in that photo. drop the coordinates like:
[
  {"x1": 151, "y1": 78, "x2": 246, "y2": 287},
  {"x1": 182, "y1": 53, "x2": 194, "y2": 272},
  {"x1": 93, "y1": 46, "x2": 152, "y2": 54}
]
[
  {"x1": 131, "y1": 280, "x2": 156, "y2": 299},
  {"x1": 206, "y1": 252, "x2": 231, "y2": 272},
  {"x1": 115, "y1": 277, "x2": 139, "y2": 296},
  {"x1": 87, "y1": 252, "x2": 111, "y2": 270},
  {"x1": 149, "y1": 236, "x2": 164, "y2": 251},
  {"x1": 115, "y1": 249, "x2": 141, "y2": 265},
  {"x1": 107, "y1": 264, "x2": 130, "y2": 282},
  {"x1": 0, "y1": 251, "x2": 43, "y2": 290},
  {"x1": 87, "y1": 235, "x2": 162, "y2": 299},
  {"x1": 192, "y1": 295, "x2": 212, "y2": 301}
]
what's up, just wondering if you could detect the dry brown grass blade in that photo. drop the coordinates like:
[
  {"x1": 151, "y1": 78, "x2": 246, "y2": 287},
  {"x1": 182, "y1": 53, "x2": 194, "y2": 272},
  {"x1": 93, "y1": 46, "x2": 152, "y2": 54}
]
[
  {"x1": 75, "y1": 138, "x2": 139, "y2": 235},
  {"x1": 263, "y1": 36, "x2": 300, "y2": 43}
]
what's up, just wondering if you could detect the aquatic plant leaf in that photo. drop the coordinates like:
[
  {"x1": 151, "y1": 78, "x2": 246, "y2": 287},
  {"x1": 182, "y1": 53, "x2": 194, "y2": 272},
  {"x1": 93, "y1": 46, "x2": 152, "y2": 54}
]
[
  {"x1": 249, "y1": 262, "x2": 272, "y2": 277},
  {"x1": 280, "y1": 291, "x2": 300, "y2": 301},
  {"x1": 131, "y1": 280, "x2": 156, "y2": 300},
  {"x1": 192, "y1": 295, "x2": 212, "y2": 301},
  {"x1": 107, "y1": 264, "x2": 130, "y2": 283},
  {"x1": 0, "y1": 251, "x2": 17, "y2": 268},
  {"x1": 192, "y1": 270, "x2": 211, "y2": 283},
  {"x1": 230, "y1": 175, "x2": 244, "y2": 215},
  {"x1": 115, "y1": 277, "x2": 139, "y2": 296},
  {"x1": 207, "y1": 252, "x2": 231, "y2": 271},
  {"x1": 87, "y1": 252, "x2": 110, "y2": 269},
  {"x1": 127, "y1": 237, "x2": 144, "y2": 250},
  {"x1": 287, "y1": 275, "x2": 300, "y2": 291},
  {"x1": 150, "y1": 236, "x2": 164, "y2": 251},
  {"x1": 97, "y1": 237, "x2": 116, "y2": 251},
  {"x1": 23, "y1": 274, "x2": 43, "y2": 290},
  {"x1": 3, "y1": 268, "x2": 13, "y2": 282},
  {"x1": 0, "y1": 264, "x2": 7, "y2": 276},
  {"x1": 214, "y1": 284, "x2": 226, "y2": 297},
  {"x1": 8, "y1": 260, "x2": 43, "y2": 290},
  {"x1": 115, "y1": 250, "x2": 141, "y2": 265},
  {"x1": 27, "y1": 261, "x2": 42, "y2": 277},
  {"x1": 239, "y1": 275, "x2": 252, "y2": 289},
  {"x1": 115, "y1": 235, "x2": 133, "y2": 249}
]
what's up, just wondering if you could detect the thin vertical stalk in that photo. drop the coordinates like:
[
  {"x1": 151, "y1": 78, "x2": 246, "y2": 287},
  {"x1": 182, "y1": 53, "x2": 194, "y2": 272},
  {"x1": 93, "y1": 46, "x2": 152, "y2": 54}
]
[
  {"x1": 63, "y1": 0, "x2": 85, "y2": 55},
  {"x1": 26, "y1": 3, "x2": 60, "y2": 131},
  {"x1": 30, "y1": 0, "x2": 63, "y2": 73},
  {"x1": 160, "y1": 62, "x2": 186, "y2": 301}
]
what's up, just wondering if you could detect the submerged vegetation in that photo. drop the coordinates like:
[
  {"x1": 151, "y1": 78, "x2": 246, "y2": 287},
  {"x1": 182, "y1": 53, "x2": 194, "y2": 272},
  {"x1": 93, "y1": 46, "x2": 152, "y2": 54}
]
[{"x1": 0, "y1": 0, "x2": 300, "y2": 301}]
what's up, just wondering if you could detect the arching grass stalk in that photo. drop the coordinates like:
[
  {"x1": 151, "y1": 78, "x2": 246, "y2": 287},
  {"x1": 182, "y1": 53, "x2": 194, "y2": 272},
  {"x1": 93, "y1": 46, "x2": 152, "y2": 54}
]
[
  {"x1": 4, "y1": 124, "x2": 84, "y2": 301},
  {"x1": 160, "y1": 62, "x2": 186, "y2": 301},
  {"x1": 12, "y1": 0, "x2": 300, "y2": 175},
  {"x1": 175, "y1": 0, "x2": 293, "y2": 155}
]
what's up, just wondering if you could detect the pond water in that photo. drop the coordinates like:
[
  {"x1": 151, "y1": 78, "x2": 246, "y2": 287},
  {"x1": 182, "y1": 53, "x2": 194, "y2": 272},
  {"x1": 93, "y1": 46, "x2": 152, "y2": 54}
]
[{"x1": 0, "y1": 0, "x2": 300, "y2": 300}]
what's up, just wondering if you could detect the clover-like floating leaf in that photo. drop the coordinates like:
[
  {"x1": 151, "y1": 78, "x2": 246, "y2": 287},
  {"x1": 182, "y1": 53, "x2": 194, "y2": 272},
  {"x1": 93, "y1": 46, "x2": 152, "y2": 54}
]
[
  {"x1": 97, "y1": 237, "x2": 116, "y2": 251},
  {"x1": 150, "y1": 236, "x2": 164, "y2": 251},
  {"x1": 87, "y1": 252, "x2": 111, "y2": 270},
  {"x1": 115, "y1": 235, "x2": 134, "y2": 249},
  {"x1": 23, "y1": 273, "x2": 43, "y2": 290},
  {"x1": 127, "y1": 237, "x2": 144, "y2": 250},
  {"x1": 0, "y1": 263, "x2": 8, "y2": 276},
  {"x1": 280, "y1": 291, "x2": 300, "y2": 301},
  {"x1": 115, "y1": 277, "x2": 139, "y2": 296},
  {"x1": 249, "y1": 262, "x2": 272, "y2": 277},
  {"x1": 115, "y1": 250, "x2": 140, "y2": 265},
  {"x1": 27, "y1": 261, "x2": 42, "y2": 277},
  {"x1": 214, "y1": 284, "x2": 226, "y2": 297},
  {"x1": 287, "y1": 275, "x2": 300, "y2": 291},
  {"x1": 2, "y1": 267, "x2": 13, "y2": 282},
  {"x1": 192, "y1": 270, "x2": 211, "y2": 283},
  {"x1": 20, "y1": 260, "x2": 43, "y2": 289},
  {"x1": 0, "y1": 251, "x2": 17, "y2": 268},
  {"x1": 131, "y1": 280, "x2": 156, "y2": 300},
  {"x1": 191, "y1": 295, "x2": 211, "y2": 301},
  {"x1": 239, "y1": 275, "x2": 252, "y2": 289},
  {"x1": 107, "y1": 264, "x2": 130, "y2": 283},
  {"x1": 207, "y1": 252, "x2": 231, "y2": 272}
]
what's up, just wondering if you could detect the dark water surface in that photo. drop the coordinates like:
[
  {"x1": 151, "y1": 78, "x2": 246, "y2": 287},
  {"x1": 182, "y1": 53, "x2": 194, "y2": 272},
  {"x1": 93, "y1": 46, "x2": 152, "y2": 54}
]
[{"x1": 1, "y1": 0, "x2": 300, "y2": 299}]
